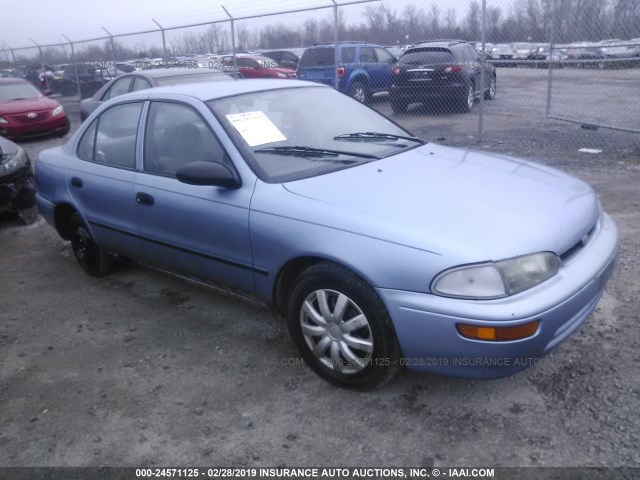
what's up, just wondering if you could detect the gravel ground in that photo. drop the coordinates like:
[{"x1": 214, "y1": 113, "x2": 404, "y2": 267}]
[{"x1": 1, "y1": 69, "x2": 639, "y2": 468}]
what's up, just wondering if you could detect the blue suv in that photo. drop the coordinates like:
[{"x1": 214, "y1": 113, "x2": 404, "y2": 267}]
[{"x1": 297, "y1": 42, "x2": 396, "y2": 103}]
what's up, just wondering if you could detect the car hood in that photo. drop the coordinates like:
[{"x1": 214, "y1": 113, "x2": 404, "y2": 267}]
[
  {"x1": 0, "y1": 135, "x2": 19, "y2": 158},
  {"x1": 0, "y1": 96, "x2": 60, "y2": 114},
  {"x1": 282, "y1": 143, "x2": 599, "y2": 262}
]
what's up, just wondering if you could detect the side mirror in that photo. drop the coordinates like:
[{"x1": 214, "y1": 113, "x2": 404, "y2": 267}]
[
  {"x1": 176, "y1": 161, "x2": 240, "y2": 189},
  {"x1": 43, "y1": 89, "x2": 52, "y2": 96}
]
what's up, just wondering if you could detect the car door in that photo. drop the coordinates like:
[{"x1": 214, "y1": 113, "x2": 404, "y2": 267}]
[
  {"x1": 68, "y1": 101, "x2": 143, "y2": 259},
  {"x1": 373, "y1": 47, "x2": 396, "y2": 92},
  {"x1": 461, "y1": 45, "x2": 481, "y2": 94},
  {"x1": 134, "y1": 99, "x2": 256, "y2": 294}
]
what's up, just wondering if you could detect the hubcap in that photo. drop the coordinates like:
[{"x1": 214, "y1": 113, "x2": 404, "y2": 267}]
[
  {"x1": 353, "y1": 86, "x2": 365, "y2": 103},
  {"x1": 467, "y1": 86, "x2": 474, "y2": 109},
  {"x1": 490, "y1": 79, "x2": 496, "y2": 97},
  {"x1": 300, "y1": 289, "x2": 373, "y2": 374},
  {"x1": 72, "y1": 227, "x2": 96, "y2": 268}
]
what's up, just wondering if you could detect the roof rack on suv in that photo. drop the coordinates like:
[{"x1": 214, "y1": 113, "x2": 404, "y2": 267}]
[
  {"x1": 312, "y1": 41, "x2": 370, "y2": 46},
  {"x1": 407, "y1": 39, "x2": 468, "y2": 48}
]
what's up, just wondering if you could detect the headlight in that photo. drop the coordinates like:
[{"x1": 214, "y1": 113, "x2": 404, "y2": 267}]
[
  {"x1": 276, "y1": 72, "x2": 288, "y2": 78},
  {"x1": 1, "y1": 146, "x2": 29, "y2": 175},
  {"x1": 432, "y1": 252, "x2": 560, "y2": 299},
  {"x1": 0, "y1": 116, "x2": 8, "y2": 124},
  {"x1": 52, "y1": 105, "x2": 64, "y2": 116}
]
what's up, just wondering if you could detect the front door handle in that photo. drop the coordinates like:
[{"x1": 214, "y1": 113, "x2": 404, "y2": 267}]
[
  {"x1": 70, "y1": 177, "x2": 83, "y2": 188},
  {"x1": 136, "y1": 192, "x2": 155, "y2": 206}
]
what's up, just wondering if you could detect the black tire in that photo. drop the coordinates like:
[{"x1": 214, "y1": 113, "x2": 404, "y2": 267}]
[
  {"x1": 349, "y1": 80, "x2": 370, "y2": 104},
  {"x1": 459, "y1": 83, "x2": 475, "y2": 112},
  {"x1": 287, "y1": 262, "x2": 402, "y2": 390},
  {"x1": 56, "y1": 123, "x2": 71, "y2": 137},
  {"x1": 484, "y1": 75, "x2": 496, "y2": 100},
  {"x1": 70, "y1": 213, "x2": 112, "y2": 276},
  {"x1": 390, "y1": 99, "x2": 408, "y2": 114}
]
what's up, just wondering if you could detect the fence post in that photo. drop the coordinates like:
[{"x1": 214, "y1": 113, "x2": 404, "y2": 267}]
[
  {"x1": 30, "y1": 38, "x2": 48, "y2": 91},
  {"x1": 545, "y1": 0, "x2": 556, "y2": 117},
  {"x1": 222, "y1": 6, "x2": 237, "y2": 74},
  {"x1": 332, "y1": 0, "x2": 339, "y2": 90},
  {"x1": 62, "y1": 34, "x2": 81, "y2": 99},
  {"x1": 102, "y1": 27, "x2": 116, "y2": 77},
  {"x1": 478, "y1": 0, "x2": 486, "y2": 144},
  {"x1": 152, "y1": 19, "x2": 167, "y2": 58}
]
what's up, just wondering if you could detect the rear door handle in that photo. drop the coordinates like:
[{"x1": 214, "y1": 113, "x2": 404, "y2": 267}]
[
  {"x1": 136, "y1": 192, "x2": 155, "y2": 206},
  {"x1": 70, "y1": 177, "x2": 83, "y2": 188}
]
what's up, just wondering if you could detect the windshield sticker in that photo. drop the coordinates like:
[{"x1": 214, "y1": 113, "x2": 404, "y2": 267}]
[{"x1": 226, "y1": 111, "x2": 286, "y2": 147}]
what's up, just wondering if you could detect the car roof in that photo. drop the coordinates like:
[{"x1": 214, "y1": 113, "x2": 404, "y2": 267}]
[
  {"x1": 115, "y1": 79, "x2": 325, "y2": 103},
  {"x1": 0, "y1": 77, "x2": 28, "y2": 85},
  {"x1": 406, "y1": 39, "x2": 467, "y2": 49},
  {"x1": 133, "y1": 67, "x2": 225, "y2": 79}
]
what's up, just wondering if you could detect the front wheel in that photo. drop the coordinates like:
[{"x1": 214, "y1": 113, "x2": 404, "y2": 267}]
[
  {"x1": 484, "y1": 76, "x2": 496, "y2": 100},
  {"x1": 460, "y1": 84, "x2": 475, "y2": 112},
  {"x1": 287, "y1": 262, "x2": 402, "y2": 389},
  {"x1": 70, "y1": 213, "x2": 112, "y2": 276}
]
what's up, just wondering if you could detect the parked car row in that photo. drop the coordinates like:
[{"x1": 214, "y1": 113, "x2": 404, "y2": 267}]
[{"x1": 472, "y1": 40, "x2": 640, "y2": 68}]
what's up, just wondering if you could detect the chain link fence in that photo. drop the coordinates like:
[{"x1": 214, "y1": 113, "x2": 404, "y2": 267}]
[{"x1": 2, "y1": 0, "x2": 639, "y2": 155}]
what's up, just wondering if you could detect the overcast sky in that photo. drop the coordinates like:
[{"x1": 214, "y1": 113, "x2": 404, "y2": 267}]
[{"x1": 2, "y1": 0, "x2": 357, "y2": 48}]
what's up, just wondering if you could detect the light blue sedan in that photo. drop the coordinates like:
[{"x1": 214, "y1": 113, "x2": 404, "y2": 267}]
[{"x1": 35, "y1": 80, "x2": 619, "y2": 389}]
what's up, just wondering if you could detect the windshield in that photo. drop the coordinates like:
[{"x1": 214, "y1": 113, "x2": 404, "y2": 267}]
[
  {"x1": 208, "y1": 86, "x2": 419, "y2": 182},
  {"x1": 155, "y1": 72, "x2": 232, "y2": 86},
  {"x1": 0, "y1": 82, "x2": 42, "y2": 101},
  {"x1": 399, "y1": 49, "x2": 454, "y2": 66}
]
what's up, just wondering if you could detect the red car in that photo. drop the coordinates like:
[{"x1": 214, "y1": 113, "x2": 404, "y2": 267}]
[
  {"x1": 219, "y1": 54, "x2": 297, "y2": 79},
  {"x1": 0, "y1": 78, "x2": 70, "y2": 140}
]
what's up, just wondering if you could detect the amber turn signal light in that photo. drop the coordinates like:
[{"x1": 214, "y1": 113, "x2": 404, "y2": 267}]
[{"x1": 456, "y1": 320, "x2": 539, "y2": 341}]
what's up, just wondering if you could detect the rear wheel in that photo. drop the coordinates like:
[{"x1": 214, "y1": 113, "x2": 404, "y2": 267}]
[
  {"x1": 287, "y1": 262, "x2": 402, "y2": 389},
  {"x1": 70, "y1": 213, "x2": 112, "y2": 276},
  {"x1": 349, "y1": 80, "x2": 370, "y2": 104}
]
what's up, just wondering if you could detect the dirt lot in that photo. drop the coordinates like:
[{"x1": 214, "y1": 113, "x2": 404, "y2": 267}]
[{"x1": 1, "y1": 69, "x2": 639, "y2": 468}]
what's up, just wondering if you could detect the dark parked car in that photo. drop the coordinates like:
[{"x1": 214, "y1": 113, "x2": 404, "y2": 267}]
[
  {"x1": 0, "y1": 135, "x2": 37, "y2": 224},
  {"x1": 60, "y1": 65, "x2": 113, "y2": 98},
  {"x1": 80, "y1": 68, "x2": 235, "y2": 120},
  {"x1": 562, "y1": 49, "x2": 607, "y2": 68},
  {"x1": 489, "y1": 44, "x2": 516, "y2": 66},
  {"x1": 389, "y1": 40, "x2": 496, "y2": 113},
  {"x1": 296, "y1": 42, "x2": 397, "y2": 103},
  {"x1": 261, "y1": 49, "x2": 304, "y2": 69},
  {"x1": 35, "y1": 80, "x2": 618, "y2": 389},
  {"x1": 0, "y1": 78, "x2": 70, "y2": 139}
]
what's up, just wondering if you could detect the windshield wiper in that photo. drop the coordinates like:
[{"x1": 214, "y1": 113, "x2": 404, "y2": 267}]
[
  {"x1": 254, "y1": 145, "x2": 380, "y2": 161},
  {"x1": 333, "y1": 131, "x2": 427, "y2": 145}
]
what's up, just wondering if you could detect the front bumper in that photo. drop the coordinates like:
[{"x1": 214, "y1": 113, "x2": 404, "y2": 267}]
[
  {"x1": 378, "y1": 212, "x2": 619, "y2": 379},
  {"x1": 0, "y1": 164, "x2": 36, "y2": 213},
  {"x1": 0, "y1": 115, "x2": 70, "y2": 140},
  {"x1": 389, "y1": 83, "x2": 467, "y2": 102}
]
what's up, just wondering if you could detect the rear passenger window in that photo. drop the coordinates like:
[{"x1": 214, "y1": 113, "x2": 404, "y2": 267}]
[
  {"x1": 341, "y1": 47, "x2": 356, "y2": 63},
  {"x1": 77, "y1": 120, "x2": 98, "y2": 161},
  {"x1": 93, "y1": 103, "x2": 142, "y2": 168},
  {"x1": 360, "y1": 47, "x2": 377, "y2": 63},
  {"x1": 105, "y1": 77, "x2": 132, "y2": 100},
  {"x1": 131, "y1": 77, "x2": 152, "y2": 92}
]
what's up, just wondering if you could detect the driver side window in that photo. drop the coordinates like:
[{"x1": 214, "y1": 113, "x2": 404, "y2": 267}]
[{"x1": 143, "y1": 102, "x2": 230, "y2": 178}]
